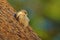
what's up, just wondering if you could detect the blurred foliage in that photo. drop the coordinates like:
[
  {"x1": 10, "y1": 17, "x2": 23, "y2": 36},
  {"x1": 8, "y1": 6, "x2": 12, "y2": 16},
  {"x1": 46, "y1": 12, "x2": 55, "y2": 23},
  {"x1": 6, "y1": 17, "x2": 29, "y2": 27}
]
[{"x1": 8, "y1": 0, "x2": 60, "y2": 40}]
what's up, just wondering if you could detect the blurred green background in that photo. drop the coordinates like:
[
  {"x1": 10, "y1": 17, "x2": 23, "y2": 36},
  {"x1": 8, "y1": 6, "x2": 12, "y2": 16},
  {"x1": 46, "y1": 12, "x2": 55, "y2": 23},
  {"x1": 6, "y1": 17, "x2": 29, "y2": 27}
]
[{"x1": 8, "y1": 0, "x2": 60, "y2": 40}]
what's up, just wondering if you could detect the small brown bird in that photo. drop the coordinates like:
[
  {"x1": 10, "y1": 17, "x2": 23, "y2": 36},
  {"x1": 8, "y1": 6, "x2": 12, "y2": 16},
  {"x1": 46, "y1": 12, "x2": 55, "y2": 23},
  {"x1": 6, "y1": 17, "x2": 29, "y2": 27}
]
[{"x1": 16, "y1": 10, "x2": 30, "y2": 27}]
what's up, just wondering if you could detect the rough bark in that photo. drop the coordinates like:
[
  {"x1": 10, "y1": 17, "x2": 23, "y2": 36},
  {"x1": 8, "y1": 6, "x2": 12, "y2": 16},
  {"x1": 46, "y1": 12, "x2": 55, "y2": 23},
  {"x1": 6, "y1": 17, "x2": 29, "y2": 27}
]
[{"x1": 0, "y1": 0, "x2": 41, "y2": 40}]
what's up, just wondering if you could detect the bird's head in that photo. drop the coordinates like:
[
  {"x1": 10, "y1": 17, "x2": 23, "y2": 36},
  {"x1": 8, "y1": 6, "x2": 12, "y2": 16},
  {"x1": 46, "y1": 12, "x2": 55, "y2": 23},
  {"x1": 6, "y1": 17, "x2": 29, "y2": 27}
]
[
  {"x1": 20, "y1": 10, "x2": 28, "y2": 16},
  {"x1": 17, "y1": 10, "x2": 28, "y2": 17}
]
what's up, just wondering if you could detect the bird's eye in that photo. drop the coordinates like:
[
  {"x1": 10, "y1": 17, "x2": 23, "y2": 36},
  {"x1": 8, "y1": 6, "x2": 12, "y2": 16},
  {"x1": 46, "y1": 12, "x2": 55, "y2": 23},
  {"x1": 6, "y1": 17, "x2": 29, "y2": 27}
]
[{"x1": 24, "y1": 12, "x2": 26, "y2": 14}]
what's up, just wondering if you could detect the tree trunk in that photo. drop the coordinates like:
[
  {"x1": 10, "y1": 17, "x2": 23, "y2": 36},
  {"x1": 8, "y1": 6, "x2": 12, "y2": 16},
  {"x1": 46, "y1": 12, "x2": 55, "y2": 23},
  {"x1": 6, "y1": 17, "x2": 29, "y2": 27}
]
[{"x1": 0, "y1": 0, "x2": 41, "y2": 40}]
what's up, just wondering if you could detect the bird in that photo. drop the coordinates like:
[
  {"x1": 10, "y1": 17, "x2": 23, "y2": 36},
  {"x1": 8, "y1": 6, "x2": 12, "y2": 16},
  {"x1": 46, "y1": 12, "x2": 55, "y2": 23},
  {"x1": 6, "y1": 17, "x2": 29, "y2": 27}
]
[{"x1": 15, "y1": 10, "x2": 30, "y2": 27}]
